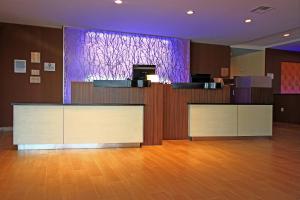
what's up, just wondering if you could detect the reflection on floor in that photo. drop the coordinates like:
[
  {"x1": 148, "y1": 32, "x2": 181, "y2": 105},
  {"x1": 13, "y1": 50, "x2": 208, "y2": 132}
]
[{"x1": 0, "y1": 123, "x2": 300, "y2": 200}]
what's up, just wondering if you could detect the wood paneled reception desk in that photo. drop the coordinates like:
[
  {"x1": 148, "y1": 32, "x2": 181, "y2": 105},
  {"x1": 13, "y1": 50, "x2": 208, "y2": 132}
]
[
  {"x1": 13, "y1": 82, "x2": 272, "y2": 149},
  {"x1": 71, "y1": 82, "x2": 231, "y2": 145}
]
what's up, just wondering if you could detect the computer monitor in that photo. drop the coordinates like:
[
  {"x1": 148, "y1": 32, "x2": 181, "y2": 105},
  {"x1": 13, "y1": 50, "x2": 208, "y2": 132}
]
[
  {"x1": 132, "y1": 65, "x2": 156, "y2": 80},
  {"x1": 191, "y1": 74, "x2": 211, "y2": 83}
]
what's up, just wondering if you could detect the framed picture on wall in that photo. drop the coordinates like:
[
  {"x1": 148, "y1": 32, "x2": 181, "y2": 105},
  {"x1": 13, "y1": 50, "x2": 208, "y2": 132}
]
[
  {"x1": 44, "y1": 62, "x2": 55, "y2": 72},
  {"x1": 14, "y1": 59, "x2": 26, "y2": 73}
]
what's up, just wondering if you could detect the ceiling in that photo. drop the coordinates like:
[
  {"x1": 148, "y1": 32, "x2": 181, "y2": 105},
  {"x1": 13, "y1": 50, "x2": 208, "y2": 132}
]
[
  {"x1": 0, "y1": 0, "x2": 300, "y2": 48},
  {"x1": 231, "y1": 48, "x2": 260, "y2": 57}
]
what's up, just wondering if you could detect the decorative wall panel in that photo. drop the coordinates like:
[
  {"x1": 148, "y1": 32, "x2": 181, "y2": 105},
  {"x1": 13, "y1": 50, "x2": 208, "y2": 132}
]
[
  {"x1": 64, "y1": 27, "x2": 190, "y2": 103},
  {"x1": 281, "y1": 62, "x2": 300, "y2": 94}
]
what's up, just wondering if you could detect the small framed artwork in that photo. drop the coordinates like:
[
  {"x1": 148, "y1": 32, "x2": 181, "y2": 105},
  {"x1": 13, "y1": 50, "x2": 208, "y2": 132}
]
[
  {"x1": 31, "y1": 52, "x2": 41, "y2": 63},
  {"x1": 14, "y1": 59, "x2": 26, "y2": 73},
  {"x1": 44, "y1": 62, "x2": 55, "y2": 72},
  {"x1": 30, "y1": 76, "x2": 41, "y2": 84},
  {"x1": 31, "y1": 69, "x2": 40, "y2": 76}
]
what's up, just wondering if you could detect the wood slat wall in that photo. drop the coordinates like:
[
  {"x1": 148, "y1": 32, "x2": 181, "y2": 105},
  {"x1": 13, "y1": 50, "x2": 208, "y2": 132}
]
[{"x1": 144, "y1": 84, "x2": 164, "y2": 145}]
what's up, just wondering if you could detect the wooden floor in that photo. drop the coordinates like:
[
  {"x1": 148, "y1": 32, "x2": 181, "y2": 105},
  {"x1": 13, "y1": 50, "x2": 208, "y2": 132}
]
[{"x1": 0, "y1": 123, "x2": 300, "y2": 200}]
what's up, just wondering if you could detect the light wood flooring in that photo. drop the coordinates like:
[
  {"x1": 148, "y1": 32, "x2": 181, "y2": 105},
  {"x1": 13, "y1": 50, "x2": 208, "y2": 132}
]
[{"x1": 0, "y1": 123, "x2": 300, "y2": 200}]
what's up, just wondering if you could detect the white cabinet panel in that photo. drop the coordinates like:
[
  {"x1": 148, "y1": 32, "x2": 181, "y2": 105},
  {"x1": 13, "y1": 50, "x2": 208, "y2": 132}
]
[
  {"x1": 13, "y1": 105, "x2": 63, "y2": 144},
  {"x1": 189, "y1": 105, "x2": 238, "y2": 137},
  {"x1": 64, "y1": 106, "x2": 144, "y2": 144},
  {"x1": 238, "y1": 105, "x2": 272, "y2": 136}
]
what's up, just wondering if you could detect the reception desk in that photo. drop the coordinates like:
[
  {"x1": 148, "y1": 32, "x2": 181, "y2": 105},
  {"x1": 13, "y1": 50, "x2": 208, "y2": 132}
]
[
  {"x1": 13, "y1": 104, "x2": 144, "y2": 150},
  {"x1": 13, "y1": 82, "x2": 273, "y2": 149},
  {"x1": 72, "y1": 82, "x2": 231, "y2": 144}
]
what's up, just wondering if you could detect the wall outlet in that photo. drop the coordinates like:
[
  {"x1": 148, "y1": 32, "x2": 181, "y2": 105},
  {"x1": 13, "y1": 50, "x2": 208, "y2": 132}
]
[{"x1": 280, "y1": 107, "x2": 285, "y2": 112}]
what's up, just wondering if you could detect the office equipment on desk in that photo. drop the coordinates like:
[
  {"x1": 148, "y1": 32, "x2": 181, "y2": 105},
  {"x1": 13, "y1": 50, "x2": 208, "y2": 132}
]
[
  {"x1": 146, "y1": 74, "x2": 159, "y2": 83},
  {"x1": 223, "y1": 78, "x2": 235, "y2": 85},
  {"x1": 93, "y1": 80, "x2": 132, "y2": 88},
  {"x1": 213, "y1": 78, "x2": 224, "y2": 89},
  {"x1": 93, "y1": 80, "x2": 151, "y2": 88},
  {"x1": 131, "y1": 80, "x2": 151, "y2": 87},
  {"x1": 173, "y1": 74, "x2": 222, "y2": 89},
  {"x1": 132, "y1": 65, "x2": 156, "y2": 81},
  {"x1": 191, "y1": 74, "x2": 211, "y2": 83}
]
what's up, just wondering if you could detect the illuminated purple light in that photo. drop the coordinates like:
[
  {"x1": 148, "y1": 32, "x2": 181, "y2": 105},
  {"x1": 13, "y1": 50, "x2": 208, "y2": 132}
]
[{"x1": 64, "y1": 27, "x2": 190, "y2": 103}]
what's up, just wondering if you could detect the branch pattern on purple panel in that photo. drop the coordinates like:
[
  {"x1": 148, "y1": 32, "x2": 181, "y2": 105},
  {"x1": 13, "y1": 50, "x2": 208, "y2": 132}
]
[{"x1": 64, "y1": 27, "x2": 190, "y2": 103}]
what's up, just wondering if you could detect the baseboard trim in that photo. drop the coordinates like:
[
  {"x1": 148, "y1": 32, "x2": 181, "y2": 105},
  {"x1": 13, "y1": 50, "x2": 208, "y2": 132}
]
[
  {"x1": 17, "y1": 143, "x2": 141, "y2": 150},
  {"x1": 0, "y1": 127, "x2": 13, "y2": 132},
  {"x1": 190, "y1": 136, "x2": 272, "y2": 141}
]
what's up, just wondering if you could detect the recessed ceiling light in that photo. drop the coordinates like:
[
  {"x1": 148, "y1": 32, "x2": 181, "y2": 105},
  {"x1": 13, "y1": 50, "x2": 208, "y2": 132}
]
[
  {"x1": 114, "y1": 0, "x2": 123, "y2": 4},
  {"x1": 187, "y1": 10, "x2": 195, "y2": 15},
  {"x1": 244, "y1": 19, "x2": 252, "y2": 23},
  {"x1": 283, "y1": 33, "x2": 290, "y2": 37}
]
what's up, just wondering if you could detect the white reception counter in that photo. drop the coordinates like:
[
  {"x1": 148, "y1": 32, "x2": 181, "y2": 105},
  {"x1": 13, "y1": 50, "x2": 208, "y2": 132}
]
[
  {"x1": 189, "y1": 104, "x2": 273, "y2": 138},
  {"x1": 13, "y1": 104, "x2": 144, "y2": 150}
]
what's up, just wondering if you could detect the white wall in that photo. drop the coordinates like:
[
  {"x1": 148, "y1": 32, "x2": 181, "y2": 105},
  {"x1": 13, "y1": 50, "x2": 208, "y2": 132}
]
[{"x1": 230, "y1": 50, "x2": 265, "y2": 77}]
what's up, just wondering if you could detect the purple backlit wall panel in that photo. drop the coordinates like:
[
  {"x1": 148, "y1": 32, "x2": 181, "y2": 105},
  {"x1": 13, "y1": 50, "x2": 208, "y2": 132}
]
[{"x1": 64, "y1": 27, "x2": 190, "y2": 103}]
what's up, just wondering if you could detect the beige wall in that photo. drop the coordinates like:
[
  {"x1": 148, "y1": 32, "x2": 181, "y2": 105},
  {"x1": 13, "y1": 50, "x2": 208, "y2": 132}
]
[{"x1": 230, "y1": 50, "x2": 265, "y2": 77}]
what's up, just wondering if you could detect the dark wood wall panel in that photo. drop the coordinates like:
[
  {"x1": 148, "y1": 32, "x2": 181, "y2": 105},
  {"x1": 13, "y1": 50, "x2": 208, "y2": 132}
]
[
  {"x1": 251, "y1": 88, "x2": 273, "y2": 104},
  {"x1": 144, "y1": 84, "x2": 164, "y2": 145},
  {"x1": 72, "y1": 82, "x2": 94, "y2": 104},
  {"x1": 273, "y1": 94, "x2": 300, "y2": 124},
  {"x1": 190, "y1": 42, "x2": 231, "y2": 77},
  {"x1": 72, "y1": 82, "x2": 145, "y2": 104},
  {"x1": 163, "y1": 86, "x2": 189, "y2": 140},
  {"x1": 93, "y1": 87, "x2": 144, "y2": 104},
  {"x1": 0, "y1": 23, "x2": 63, "y2": 127}
]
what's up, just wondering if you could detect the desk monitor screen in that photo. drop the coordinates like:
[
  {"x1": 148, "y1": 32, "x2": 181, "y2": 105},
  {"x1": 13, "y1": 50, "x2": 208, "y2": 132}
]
[
  {"x1": 132, "y1": 65, "x2": 156, "y2": 80},
  {"x1": 191, "y1": 74, "x2": 211, "y2": 83}
]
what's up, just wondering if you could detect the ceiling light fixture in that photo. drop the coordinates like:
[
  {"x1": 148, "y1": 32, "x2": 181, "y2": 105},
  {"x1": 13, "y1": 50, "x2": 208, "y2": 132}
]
[
  {"x1": 114, "y1": 0, "x2": 123, "y2": 4},
  {"x1": 187, "y1": 10, "x2": 195, "y2": 15},
  {"x1": 244, "y1": 19, "x2": 252, "y2": 23},
  {"x1": 283, "y1": 33, "x2": 290, "y2": 37}
]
